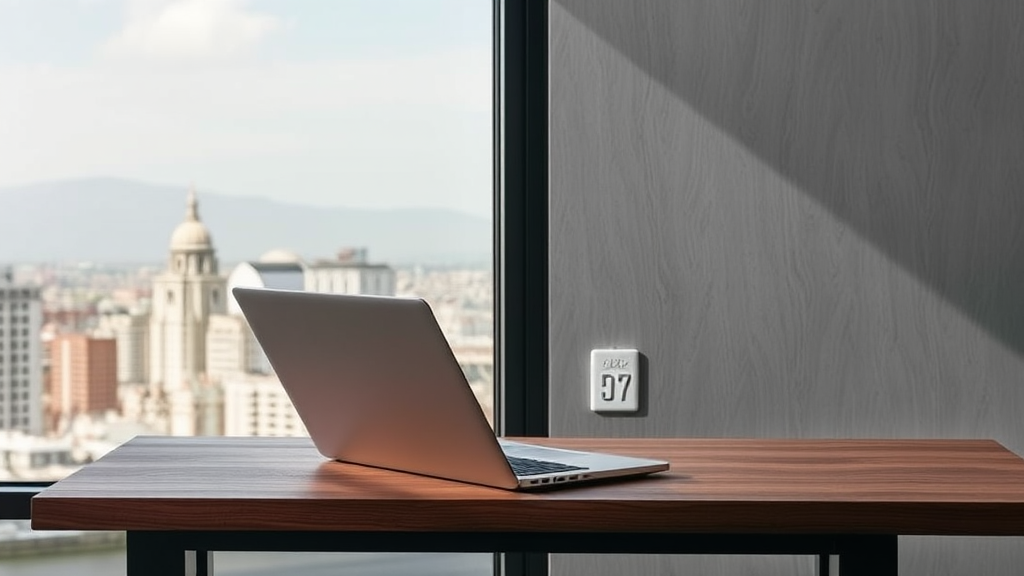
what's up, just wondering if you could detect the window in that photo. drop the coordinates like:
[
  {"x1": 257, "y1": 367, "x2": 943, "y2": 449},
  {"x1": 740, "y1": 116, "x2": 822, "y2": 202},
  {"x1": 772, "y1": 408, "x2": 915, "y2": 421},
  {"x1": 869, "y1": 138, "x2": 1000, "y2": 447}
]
[{"x1": 1, "y1": 0, "x2": 500, "y2": 574}]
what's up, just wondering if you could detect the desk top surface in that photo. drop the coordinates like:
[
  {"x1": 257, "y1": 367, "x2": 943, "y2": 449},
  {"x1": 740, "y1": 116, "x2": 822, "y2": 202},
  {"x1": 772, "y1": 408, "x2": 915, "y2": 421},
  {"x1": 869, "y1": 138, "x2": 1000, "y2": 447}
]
[{"x1": 31, "y1": 436, "x2": 1024, "y2": 535}]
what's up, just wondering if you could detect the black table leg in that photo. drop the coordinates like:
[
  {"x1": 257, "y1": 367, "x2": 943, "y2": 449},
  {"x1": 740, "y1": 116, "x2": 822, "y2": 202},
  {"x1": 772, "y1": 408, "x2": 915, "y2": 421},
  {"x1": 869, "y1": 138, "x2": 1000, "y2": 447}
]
[
  {"x1": 837, "y1": 535, "x2": 898, "y2": 576},
  {"x1": 127, "y1": 531, "x2": 187, "y2": 576},
  {"x1": 501, "y1": 552, "x2": 547, "y2": 576}
]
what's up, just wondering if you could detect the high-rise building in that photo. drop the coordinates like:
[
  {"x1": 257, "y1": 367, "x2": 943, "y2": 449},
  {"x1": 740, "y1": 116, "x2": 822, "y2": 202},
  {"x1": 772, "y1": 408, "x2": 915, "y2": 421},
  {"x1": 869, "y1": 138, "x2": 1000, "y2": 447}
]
[
  {"x1": 0, "y1": 271, "x2": 43, "y2": 435},
  {"x1": 48, "y1": 334, "x2": 118, "y2": 433}
]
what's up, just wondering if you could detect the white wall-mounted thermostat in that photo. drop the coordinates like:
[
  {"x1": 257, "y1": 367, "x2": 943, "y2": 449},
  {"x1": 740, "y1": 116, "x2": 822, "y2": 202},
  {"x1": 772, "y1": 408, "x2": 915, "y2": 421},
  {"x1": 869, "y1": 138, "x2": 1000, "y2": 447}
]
[{"x1": 590, "y1": 348, "x2": 640, "y2": 413}]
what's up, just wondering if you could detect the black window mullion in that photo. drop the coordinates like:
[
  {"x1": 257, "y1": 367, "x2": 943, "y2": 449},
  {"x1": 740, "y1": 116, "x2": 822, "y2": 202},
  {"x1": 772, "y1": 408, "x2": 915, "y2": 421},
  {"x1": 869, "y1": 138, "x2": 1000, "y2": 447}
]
[
  {"x1": 495, "y1": 1, "x2": 549, "y2": 576},
  {"x1": 495, "y1": 0, "x2": 549, "y2": 440}
]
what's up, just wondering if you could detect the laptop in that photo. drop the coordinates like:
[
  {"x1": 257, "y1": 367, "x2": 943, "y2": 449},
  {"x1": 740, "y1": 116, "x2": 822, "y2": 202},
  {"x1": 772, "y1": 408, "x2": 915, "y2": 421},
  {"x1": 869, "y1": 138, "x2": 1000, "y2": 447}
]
[{"x1": 232, "y1": 287, "x2": 669, "y2": 490}]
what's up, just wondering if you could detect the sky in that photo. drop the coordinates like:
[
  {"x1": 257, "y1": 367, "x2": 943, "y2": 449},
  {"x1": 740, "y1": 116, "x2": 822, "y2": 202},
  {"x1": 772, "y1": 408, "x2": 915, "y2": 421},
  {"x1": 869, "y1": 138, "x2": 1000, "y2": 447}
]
[{"x1": 0, "y1": 0, "x2": 493, "y2": 217}]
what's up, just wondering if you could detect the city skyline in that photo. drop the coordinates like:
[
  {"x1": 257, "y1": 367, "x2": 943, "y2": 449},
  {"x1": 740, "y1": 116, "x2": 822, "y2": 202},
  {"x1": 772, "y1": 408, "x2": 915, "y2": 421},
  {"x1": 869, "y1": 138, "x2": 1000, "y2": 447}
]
[{"x1": 1, "y1": 190, "x2": 494, "y2": 483}]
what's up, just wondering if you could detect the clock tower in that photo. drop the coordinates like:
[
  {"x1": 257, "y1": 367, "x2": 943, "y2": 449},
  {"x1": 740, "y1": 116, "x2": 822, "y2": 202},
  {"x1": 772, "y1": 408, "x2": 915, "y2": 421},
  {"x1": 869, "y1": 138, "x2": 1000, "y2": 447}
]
[{"x1": 149, "y1": 187, "x2": 226, "y2": 411}]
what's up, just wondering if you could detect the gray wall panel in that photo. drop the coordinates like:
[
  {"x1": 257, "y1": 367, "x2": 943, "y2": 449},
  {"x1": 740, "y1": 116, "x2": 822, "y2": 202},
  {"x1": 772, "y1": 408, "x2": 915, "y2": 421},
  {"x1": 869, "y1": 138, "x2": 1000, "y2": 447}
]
[{"x1": 548, "y1": 0, "x2": 1024, "y2": 574}]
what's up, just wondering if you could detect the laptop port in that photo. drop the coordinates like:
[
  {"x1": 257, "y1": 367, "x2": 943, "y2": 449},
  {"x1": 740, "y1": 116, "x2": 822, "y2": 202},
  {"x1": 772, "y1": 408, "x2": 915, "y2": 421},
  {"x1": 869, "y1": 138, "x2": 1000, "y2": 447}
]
[
  {"x1": 541, "y1": 478, "x2": 550, "y2": 484},
  {"x1": 530, "y1": 480, "x2": 540, "y2": 485},
  {"x1": 555, "y1": 477, "x2": 566, "y2": 482},
  {"x1": 568, "y1": 475, "x2": 579, "y2": 480}
]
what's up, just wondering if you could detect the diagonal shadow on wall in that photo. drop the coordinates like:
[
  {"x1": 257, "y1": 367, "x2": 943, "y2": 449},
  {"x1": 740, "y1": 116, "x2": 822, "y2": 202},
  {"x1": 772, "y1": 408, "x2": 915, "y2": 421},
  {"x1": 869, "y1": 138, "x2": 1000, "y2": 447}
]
[{"x1": 555, "y1": 0, "x2": 1024, "y2": 355}]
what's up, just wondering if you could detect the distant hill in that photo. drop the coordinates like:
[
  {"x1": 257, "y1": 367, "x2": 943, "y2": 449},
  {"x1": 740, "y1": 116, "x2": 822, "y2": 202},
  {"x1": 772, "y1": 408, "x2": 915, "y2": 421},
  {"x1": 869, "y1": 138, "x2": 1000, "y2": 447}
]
[{"x1": 0, "y1": 178, "x2": 491, "y2": 266}]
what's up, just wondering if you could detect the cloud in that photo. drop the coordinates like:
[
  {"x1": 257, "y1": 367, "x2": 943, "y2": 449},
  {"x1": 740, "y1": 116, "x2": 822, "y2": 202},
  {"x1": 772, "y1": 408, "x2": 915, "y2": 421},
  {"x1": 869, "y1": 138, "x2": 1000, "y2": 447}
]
[
  {"x1": 0, "y1": 47, "x2": 493, "y2": 214},
  {"x1": 101, "y1": 0, "x2": 279, "y2": 62}
]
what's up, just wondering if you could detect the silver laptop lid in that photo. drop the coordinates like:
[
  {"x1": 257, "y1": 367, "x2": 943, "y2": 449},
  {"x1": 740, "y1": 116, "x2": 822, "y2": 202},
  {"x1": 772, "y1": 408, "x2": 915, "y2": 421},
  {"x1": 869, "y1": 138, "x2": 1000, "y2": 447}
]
[{"x1": 232, "y1": 287, "x2": 519, "y2": 489}]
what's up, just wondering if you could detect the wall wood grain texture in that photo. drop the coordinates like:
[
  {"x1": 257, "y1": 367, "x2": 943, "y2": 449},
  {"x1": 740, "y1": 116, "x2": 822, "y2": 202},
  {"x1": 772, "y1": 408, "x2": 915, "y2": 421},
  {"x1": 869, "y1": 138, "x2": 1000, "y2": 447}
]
[{"x1": 548, "y1": 0, "x2": 1024, "y2": 575}]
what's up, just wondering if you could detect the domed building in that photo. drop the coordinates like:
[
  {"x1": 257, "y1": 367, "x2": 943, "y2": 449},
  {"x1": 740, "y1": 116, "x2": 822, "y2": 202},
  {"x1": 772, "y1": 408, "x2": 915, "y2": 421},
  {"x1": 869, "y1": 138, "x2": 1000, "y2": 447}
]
[
  {"x1": 148, "y1": 187, "x2": 226, "y2": 435},
  {"x1": 224, "y1": 249, "x2": 306, "y2": 316}
]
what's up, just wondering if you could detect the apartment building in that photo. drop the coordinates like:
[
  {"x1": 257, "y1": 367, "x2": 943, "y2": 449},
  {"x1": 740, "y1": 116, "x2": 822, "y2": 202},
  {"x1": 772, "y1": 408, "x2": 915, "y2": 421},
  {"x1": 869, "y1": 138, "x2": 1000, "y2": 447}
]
[{"x1": 47, "y1": 334, "x2": 118, "y2": 433}]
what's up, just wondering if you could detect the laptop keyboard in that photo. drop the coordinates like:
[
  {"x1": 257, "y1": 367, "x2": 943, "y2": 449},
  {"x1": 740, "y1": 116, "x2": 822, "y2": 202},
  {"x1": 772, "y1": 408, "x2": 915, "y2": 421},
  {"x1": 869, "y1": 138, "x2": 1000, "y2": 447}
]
[{"x1": 507, "y1": 456, "x2": 587, "y2": 477}]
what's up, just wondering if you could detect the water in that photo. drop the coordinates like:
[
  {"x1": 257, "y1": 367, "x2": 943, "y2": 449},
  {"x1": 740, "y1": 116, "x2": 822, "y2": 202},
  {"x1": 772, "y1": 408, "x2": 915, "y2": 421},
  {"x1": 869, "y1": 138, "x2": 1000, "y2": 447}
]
[{"x1": 0, "y1": 549, "x2": 492, "y2": 576}]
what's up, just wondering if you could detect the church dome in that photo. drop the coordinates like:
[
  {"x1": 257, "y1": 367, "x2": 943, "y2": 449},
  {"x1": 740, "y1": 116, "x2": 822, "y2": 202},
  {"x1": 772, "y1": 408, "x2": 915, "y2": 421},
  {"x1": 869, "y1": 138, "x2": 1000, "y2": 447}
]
[
  {"x1": 170, "y1": 221, "x2": 211, "y2": 249},
  {"x1": 170, "y1": 187, "x2": 213, "y2": 251}
]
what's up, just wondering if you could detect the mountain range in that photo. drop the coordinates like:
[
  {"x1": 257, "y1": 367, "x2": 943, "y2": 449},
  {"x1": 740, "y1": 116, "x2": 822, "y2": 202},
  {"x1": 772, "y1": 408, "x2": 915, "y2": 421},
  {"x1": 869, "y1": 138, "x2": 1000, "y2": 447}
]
[{"x1": 0, "y1": 178, "x2": 491, "y2": 266}]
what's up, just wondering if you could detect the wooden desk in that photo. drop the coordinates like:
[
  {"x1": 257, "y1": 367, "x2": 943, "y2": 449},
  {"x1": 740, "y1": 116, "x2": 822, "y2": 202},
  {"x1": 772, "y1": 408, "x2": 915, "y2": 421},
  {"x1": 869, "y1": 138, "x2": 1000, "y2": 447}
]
[{"x1": 31, "y1": 436, "x2": 1024, "y2": 576}]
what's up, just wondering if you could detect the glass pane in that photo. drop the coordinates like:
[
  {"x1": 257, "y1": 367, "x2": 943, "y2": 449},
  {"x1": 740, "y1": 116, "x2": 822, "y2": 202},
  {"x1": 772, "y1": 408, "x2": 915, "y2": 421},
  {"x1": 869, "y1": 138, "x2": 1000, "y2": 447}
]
[{"x1": 0, "y1": 0, "x2": 492, "y2": 573}]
